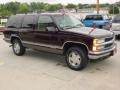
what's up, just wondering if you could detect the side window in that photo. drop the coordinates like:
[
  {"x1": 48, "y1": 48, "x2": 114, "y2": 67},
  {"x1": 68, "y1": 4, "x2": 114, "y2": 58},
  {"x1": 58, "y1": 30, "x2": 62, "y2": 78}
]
[
  {"x1": 38, "y1": 16, "x2": 54, "y2": 31},
  {"x1": 85, "y1": 15, "x2": 93, "y2": 20},
  {"x1": 6, "y1": 15, "x2": 24, "y2": 28},
  {"x1": 85, "y1": 15, "x2": 103, "y2": 20},
  {"x1": 22, "y1": 15, "x2": 38, "y2": 28},
  {"x1": 6, "y1": 16, "x2": 15, "y2": 28},
  {"x1": 94, "y1": 15, "x2": 103, "y2": 20}
]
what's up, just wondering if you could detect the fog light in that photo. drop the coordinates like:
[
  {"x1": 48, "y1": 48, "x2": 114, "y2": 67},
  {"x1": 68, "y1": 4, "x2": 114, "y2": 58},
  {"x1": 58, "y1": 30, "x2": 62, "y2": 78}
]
[{"x1": 93, "y1": 46, "x2": 97, "y2": 51}]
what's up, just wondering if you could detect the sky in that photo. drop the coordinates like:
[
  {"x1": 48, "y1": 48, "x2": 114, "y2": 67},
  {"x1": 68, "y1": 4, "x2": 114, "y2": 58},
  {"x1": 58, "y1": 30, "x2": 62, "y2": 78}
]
[{"x1": 0, "y1": 0, "x2": 119, "y2": 4}]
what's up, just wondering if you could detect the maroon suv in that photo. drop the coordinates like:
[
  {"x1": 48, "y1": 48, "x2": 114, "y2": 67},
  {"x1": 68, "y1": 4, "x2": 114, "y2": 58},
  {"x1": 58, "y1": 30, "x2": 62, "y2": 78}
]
[{"x1": 3, "y1": 13, "x2": 117, "y2": 70}]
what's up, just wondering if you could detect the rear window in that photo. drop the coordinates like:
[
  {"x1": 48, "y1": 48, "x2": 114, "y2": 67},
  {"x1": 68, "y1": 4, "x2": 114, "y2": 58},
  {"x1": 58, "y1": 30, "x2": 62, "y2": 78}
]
[
  {"x1": 6, "y1": 15, "x2": 24, "y2": 28},
  {"x1": 85, "y1": 15, "x2": 103, "y2": 20},
  {"x1": 112, "y1": 15, "x2": 120, "y2": 23}
]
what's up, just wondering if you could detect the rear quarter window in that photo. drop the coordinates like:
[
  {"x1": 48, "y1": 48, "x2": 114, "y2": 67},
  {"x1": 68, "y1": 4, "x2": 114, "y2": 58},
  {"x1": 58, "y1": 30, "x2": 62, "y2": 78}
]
[{"x1": 6, "y1": 15, "x2": 24, "y2": 28}]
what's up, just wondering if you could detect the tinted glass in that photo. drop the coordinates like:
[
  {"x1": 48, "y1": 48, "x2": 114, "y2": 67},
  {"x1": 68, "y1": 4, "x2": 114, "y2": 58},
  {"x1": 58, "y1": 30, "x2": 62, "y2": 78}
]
[
  {"x1": 38, "y1": 15, "x2": 54, "y2": 31},
  {"x1": 85, "y1": 15, "x2": 103, "y2": 20},
  {"x1": 22, "y1": 15, "x2": 38, "y2": 28},
  {"x1": 112, "y1": 15, "x2": 120, "y2": 23},
  {"x1": 6, "y1": 15, "x2": 24, "y2": 28}
]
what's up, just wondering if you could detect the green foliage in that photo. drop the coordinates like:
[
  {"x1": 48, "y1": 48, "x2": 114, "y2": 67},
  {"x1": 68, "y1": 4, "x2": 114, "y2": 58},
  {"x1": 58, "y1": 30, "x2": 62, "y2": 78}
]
[
  {"x1": 5, "y1": 2, "x2": 20, "y2": 14},
  {"x1": 109, "y1": 5, "x2": 119, "y2": 14},
  {"x1": 0, "y1": 1, "x2": 114, "y2": 17},
  {"x1": 46, "y1": 4, "x2": 63, "y2": 11},
  {"x1": 78, "y1": 4, "x2": 83, "y2": 9},
  {"x1": 18, "y1": 3, "x2": 30, "y2": 13},
  {"x1": 0, "y1": 10, "x2": 12, "y2": 17},
  {"x1": 66, "y1": 4, "x2": 77, "y2": 9},
  {"x1": 30, "y1": 2, "x2": 47, "y2": 12}
]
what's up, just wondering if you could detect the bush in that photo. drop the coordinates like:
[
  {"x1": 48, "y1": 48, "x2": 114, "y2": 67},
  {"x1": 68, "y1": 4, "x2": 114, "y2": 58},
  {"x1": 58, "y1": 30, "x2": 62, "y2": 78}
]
[{"x1": 109, "y1": 5, "x2": 119, "y2": 14}]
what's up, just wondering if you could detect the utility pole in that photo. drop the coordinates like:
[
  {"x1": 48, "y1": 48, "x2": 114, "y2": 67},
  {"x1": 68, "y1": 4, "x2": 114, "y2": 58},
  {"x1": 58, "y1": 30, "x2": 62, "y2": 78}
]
[{"x1": 96, "y1": 0, "x2": 100, "y2": 14}]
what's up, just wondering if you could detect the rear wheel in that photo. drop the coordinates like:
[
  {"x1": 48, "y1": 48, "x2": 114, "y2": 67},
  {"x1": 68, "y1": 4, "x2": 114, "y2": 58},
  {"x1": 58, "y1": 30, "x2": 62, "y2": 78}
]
[
  {"x1": 12, "y1": 39, "x2": 26, "y2": 56},
  {"x1": 65, "y1": 47, "x2": 88, "y2": 71},
  {"x1": 99, "y1": 25, "x2": 103, "y2": 29}
]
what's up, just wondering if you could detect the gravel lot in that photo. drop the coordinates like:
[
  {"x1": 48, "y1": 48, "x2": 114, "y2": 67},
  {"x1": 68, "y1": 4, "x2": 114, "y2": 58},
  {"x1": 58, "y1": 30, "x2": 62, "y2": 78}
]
[{"x1": 0, "y1": 34, "x2": 120, "y2": 90}]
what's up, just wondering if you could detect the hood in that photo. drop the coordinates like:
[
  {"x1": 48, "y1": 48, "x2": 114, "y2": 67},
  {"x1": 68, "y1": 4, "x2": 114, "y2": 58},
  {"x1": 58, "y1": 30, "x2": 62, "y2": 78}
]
[{"x1": 66, "y1": 27, "x2": 114, "y2": 38}]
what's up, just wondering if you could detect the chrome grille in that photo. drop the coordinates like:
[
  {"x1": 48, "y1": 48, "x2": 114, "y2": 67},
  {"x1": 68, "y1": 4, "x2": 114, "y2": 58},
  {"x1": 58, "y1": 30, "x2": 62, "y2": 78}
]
[{"x1": 105, "y1": 37, "x2": 113, "y2": 42}]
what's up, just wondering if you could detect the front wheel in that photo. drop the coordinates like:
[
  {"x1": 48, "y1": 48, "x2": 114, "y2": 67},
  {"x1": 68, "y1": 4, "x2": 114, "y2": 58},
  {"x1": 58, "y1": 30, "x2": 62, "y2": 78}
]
[
  {"x1": 12, "y1": 39, "x2": 26, "y2": 56},
  {"x1": 65, "y1": 47, "x2": 88, "y2": 71}
]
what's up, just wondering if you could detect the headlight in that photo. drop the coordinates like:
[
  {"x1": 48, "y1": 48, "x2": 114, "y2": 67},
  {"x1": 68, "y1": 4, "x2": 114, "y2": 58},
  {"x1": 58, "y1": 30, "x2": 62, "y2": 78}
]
[
  {"x1": 93, "y1": 39, "x2": 105, "y2": 51},
  {"x1": 93, "y1": 39, "x2": 105, "y2": 45}
]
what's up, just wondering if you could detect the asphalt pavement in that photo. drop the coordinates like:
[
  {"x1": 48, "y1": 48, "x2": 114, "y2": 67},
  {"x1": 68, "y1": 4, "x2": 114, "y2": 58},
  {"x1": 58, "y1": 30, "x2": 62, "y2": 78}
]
[{"x1": 0, "y1": 34, "x2": 120, "y2": 90}]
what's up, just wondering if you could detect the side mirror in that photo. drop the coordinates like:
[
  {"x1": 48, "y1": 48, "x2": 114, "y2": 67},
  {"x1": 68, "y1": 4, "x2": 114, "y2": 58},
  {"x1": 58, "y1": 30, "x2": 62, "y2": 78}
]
[{"x1": 46, "y1": 26, "x2": 57, "y2": 31}]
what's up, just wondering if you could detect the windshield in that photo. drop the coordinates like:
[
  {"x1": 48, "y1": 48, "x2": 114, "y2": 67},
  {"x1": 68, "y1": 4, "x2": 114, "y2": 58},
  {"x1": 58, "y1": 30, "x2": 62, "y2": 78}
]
[
  {"x1": 54, "y1": 14, "x2": 83, "y2": 29},
  {"x1": 103, "y1": 15, "x2": 109, "y2": 20}
]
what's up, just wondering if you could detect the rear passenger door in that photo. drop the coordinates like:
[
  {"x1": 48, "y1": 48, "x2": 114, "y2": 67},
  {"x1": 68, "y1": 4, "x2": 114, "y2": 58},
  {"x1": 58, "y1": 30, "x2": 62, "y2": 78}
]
[{"x1": 19, "y1": 15, "x2": 38, "y2": 42}]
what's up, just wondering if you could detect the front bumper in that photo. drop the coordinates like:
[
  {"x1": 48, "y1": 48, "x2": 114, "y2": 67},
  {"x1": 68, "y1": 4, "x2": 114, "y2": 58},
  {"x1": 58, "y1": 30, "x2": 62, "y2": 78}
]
[{"x1": 88, "y1": 44, "x2": 117, "y2": 60}]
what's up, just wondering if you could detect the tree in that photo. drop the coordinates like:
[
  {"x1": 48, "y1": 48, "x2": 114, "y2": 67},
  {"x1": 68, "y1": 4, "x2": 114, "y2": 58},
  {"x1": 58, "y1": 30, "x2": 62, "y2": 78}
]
[
  {"x1": 0, "y1": 10, "x2": 12, "y2": 17},
  {"x1": 0, "y1": 4, "x2": 12, "y2": 16},
  {"x1": 5, "y1": 2, "x2": 20, "y2": 14},
  {"x1": 30, "y1": 2, "x2": 39, "y2": 12},
  {"x1": 18, "y1": 3, "x2": 30, "y2": 13},
  {"x1": 30, "y1": 2, "x2": 47, "y2": 12},
  {"x1": 46, "y1": 4, "x2": 62, "y2": 11},
  {"x1": 109, "y1": 5, "x2": 119, "y2": 14},
  {"x1": 66, "y1": 4, "x2": 77, "y2": 9},
  {"x1": 78, "y1": 4, "x2": 83, "y2": 9}
]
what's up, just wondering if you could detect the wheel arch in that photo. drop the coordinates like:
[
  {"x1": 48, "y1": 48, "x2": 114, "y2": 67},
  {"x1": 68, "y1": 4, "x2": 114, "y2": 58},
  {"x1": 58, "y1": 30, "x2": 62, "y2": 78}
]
[
  {"x1": 10, "y1": 34, "x2": 22, "y2": 43},
  {"x1": 63, "y1": 41, "x2": 89, "y2": 55}
]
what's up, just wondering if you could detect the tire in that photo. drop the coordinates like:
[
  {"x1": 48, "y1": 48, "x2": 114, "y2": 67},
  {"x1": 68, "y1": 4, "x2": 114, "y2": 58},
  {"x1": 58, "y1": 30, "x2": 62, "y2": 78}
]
[
  {"x1": 12, "y1": 39, "x2": 26, "y2": 56},
  {"x1": 65, "y1": 47, "x2": 88, "y2": 71},
  {"x1": 99, "y1": 26, "x2": 103, "y2": 29}
]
